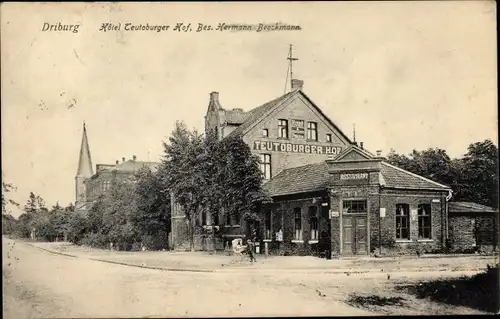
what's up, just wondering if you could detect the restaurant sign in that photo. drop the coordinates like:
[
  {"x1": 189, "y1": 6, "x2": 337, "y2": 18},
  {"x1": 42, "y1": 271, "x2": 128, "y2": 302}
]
[
  {"x1": 253, "y1": 140, "x2": 342, "y2": 155},
  {"x1": 340, "y1": 173, "x2": 369, "y2": 180}
]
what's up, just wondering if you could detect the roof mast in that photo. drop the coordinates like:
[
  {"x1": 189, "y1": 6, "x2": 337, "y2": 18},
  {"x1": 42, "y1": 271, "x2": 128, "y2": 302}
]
[{"x1": 285, "y1": 44, "x2": 299, "y2": 93}]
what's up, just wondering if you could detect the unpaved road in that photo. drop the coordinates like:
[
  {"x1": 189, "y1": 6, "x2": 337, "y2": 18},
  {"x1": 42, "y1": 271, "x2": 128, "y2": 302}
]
[{"x1": 3, "y1": 238, "x2": 374, "y2": 318}]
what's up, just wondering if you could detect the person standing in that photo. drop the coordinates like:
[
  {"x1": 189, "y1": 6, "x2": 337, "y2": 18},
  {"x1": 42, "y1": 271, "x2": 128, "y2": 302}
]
[{"x1": 246, "y1": 239, "x2": 256, "y2": 262}]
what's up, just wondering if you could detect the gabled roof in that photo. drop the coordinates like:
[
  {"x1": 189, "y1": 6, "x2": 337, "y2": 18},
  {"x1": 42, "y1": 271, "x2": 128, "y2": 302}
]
[
  {"x1": 448, "y1": 202, "x2": 498, "y2": 214},
  {"x1": 97, "y1": 160, "x2": 159, "y2": 174},
  {"x1": 332, "y1": 144, "x2": 376, "y2": 161},
  {"x1": 227, "y1": 89, "x2": 352, "y2": 143},
  {"x1": 263, "y1": 162, "x2": 332, "y2": 197},
  {"x1": 264, "y1": 160, "x2": 451, "y2": 197},
  {"x1": 225, "y1": 109, "x2": 249, "y2": 124},
  {"x1": 380, "y1": 162, "x2": 451, "y2": 190},
  {"x1": 228, "y1": 90, "x2": 297, "y2": 137}
]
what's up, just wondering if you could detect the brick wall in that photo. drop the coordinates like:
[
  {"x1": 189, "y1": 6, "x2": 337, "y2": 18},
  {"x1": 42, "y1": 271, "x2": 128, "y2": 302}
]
[
  {"x1": 264, "y1": 194, "x2": 329, "y2": 256},
  {"x1": 242, "y1": 94, "x2": 350, "y2": 178},
  {"x1": 329, "y1": 186, "x2": 448, "y2": 256},
  {"x1": 376, "y1": 189, "x2": 447, "y2": 254},
  {"x1": 448, "y1": 214, "x2": 498, "y2": 252},
  {"x1": 448, "y1": 215, "x2": 476, "y2": 251}
]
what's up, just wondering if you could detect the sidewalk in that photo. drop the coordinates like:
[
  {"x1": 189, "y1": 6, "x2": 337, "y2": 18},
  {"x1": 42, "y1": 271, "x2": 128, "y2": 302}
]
[{"x1": 27, "y1": 241, "x2": 498, "y2": 274}]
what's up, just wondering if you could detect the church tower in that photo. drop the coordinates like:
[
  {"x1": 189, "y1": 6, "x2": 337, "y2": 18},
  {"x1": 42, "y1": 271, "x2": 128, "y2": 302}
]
[{"x1": 75, "y1": 122, "x2": 94, "y2": 210}]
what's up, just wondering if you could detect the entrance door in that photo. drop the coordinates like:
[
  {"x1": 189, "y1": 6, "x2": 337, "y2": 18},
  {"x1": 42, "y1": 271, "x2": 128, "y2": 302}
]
[{"x1": 342, "y1": 215, "x2": 368, "y2": 255}]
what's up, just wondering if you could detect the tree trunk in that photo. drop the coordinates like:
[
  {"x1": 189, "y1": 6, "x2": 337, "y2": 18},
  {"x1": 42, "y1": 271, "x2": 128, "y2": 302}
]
[{"x1": 189, "y1": 217, "x2": 195, "y2": 252}]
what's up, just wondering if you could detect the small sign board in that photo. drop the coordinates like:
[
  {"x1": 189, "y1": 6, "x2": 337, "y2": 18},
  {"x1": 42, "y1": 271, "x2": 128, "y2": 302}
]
[
  {"x1": 380, "y1": 208, "x2": 386, "y2": 218},
  {"x1": 411, "y1": 209, "x2": 418, "y2": 221},
  {"x1": 330, "y1": 211, "x2": 339, "y2": 218},
  {"x1": 432, "y1": 199, "x2": 441, "y2": 203}
]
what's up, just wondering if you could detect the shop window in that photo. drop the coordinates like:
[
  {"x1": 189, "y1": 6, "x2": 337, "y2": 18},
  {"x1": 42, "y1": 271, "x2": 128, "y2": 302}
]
[
  {"x1": 264, "y1": 210, "x2": 272, "y2": 240},
  {"x1": 396, "y1": 204, "x2": 410, "y2": 240},
  {"x1": 294, "y1": 207, "x2": 302, "y2": 240},
  {"x1": 309, "y1": 206, "x2": 319, "y2": 240},
  {"x1": 418, "y1": 204, "x2": 432, "y2": 239},
  {"x1": 326, "y1": 134, "x2": 332, "y2": 143},
  {"x1": 260, "y1": 154, "x2": 272, "y2": 180},
  {"x1": 307, "y1": 122, "x2": 318, "y2": 141},
  {"x1": 262, "y1": 128, "x2": 269, "y2": 137},
  {"x1": 278, "y1": 119, "x2": 289, "y2": 139},
  {"x1": 342, "y1": 200, "x2": 367, "y2": 214}
]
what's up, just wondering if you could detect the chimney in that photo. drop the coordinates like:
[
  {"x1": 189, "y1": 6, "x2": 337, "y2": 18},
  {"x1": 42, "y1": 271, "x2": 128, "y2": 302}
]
[
  {"x1": 291, "y1": 79, "x2": 304, "y2": 91},
  {"x1": 360, "y1": 142, "x2": 364, "y2": 149},
  {"x1": 122, "y1": 157, "x2": 125, "y2": 163},
  {"x1": 115, "y1": 160, "x2": 119, "y2": 165},
  {"x1": 133, "y1": 155, "x2": 137, "y2": 161},
  {"x1": 210, "y1": 92, "x2": 219, "y2": 103},
  {"x1": 376, "y1": 150, "x2": 382, "y2": 157}
]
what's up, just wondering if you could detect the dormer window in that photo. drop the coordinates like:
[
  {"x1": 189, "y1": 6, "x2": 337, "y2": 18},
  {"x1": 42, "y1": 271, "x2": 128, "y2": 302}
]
[{"x1": 262, "y1": 128, "x2": 269, "y2": 137}]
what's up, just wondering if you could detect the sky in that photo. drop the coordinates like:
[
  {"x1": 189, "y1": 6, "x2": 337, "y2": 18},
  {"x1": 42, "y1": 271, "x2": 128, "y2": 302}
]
[{"x1": 1, "y1": 2, "x2": 497, "y2": 217}]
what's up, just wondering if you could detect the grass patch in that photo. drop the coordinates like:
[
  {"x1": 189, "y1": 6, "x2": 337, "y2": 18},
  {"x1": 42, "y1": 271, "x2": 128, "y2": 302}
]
[{"x1": 395, "y1": 264, "x2": 499, "y2": 313}]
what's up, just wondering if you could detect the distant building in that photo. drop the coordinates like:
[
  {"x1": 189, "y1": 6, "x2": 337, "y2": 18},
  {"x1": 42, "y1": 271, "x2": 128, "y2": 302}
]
[{"x1": 74, "y1": 123, "x2": 159, "y2": 211}]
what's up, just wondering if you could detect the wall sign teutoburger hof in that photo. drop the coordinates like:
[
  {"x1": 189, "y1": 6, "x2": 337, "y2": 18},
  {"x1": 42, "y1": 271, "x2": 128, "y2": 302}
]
[{"x1": 253, "y1": 140, "x2": 342, "y2": 155}]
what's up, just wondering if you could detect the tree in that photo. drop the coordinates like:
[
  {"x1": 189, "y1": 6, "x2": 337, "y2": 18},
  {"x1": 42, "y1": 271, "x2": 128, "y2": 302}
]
[
  {"x1": 24, "y1": 192, "x2": 38, "y2": 215},
  {"x1": 386, "y1": 140, "x2": 499, "y2": 208},
  {"x1": 132, "y1": 166, "x2": 171, "y2": 250},
  {"x1": 162, "y1": 121, "x2": 205, "y2": 251},
  {"x1": 67, "y1": 211, "x2": 90, "y2": 244},
  {"x1": 222, "y1": 134, "x2": 270, "y2": 224},
  {"x1": 386, "y1": 148, "x2": 455, "y2": 187},
  {"x1": 2, "y1": 180, "x2": 19, "y2": 214},
  {"x1": 460, "y1": 140, "x2": 499, "y2": 208},
  {"x1": 100, "y1": 180, "x2": 140, "y2": 250}
]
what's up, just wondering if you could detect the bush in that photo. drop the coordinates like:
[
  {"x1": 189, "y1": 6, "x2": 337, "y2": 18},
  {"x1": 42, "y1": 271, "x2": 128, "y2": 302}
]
[
  {"x1": 141, "y1": 231, "x2": 169, "y2": 250},
  {"x1": 80, "y1": 232, "x2": 109, "y2": 249},
  {"x1": 397, "y1": 263, "x2": 499, "y2": 313}
]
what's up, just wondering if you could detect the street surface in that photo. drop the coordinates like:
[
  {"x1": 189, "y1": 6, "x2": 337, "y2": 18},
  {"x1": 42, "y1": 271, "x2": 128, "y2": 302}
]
[
  {"x1": 4, "y1": 237, "x2": 496, "y2": 318},
  {"x1": 3, "y1": 237, "x2": 374, "y2": 318}
]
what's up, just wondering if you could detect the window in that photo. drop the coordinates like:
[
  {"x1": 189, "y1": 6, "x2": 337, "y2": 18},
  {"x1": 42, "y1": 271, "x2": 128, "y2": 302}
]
[
  {"x1": 264, "y1": 210, "x2": 272, "y2": 240},
  {"x1": 343, "y1": 200, "x2": 367, "y2": 214},
  {"x1": 326, "y1": 134, "x2": 332, "y2": 143},
  {"x1": 418, "y1": 204, "x2": 432, "y2": 239},
  {"x1": 260, "y1": 154, "x2": 272, "y2": 180},
  {"x1": 278, "y1": 119, "x2": 289, "y2": 139},
  {"x1": 307, "y1": 122, "x2": 318, "y2": 141},
  {"x1": 262, "y1": 128, "x2": 269, "y2": 137},
  {"x1": 309, "y1": 206, "x2": 319, "y2": 240},
  {"x1": 294, "y1": 207, "x2": 302, "y2": 240},
  {"x1": 225, "y1": 212, "x2": 231, "y2": 226},
  {"x1": 395, "y1": 204, "x2": 410, "y2": 240}
]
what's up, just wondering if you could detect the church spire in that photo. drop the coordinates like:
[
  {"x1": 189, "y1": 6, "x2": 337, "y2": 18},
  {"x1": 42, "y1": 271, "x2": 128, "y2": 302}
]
[{"x1": 76, "y1": 122, "x2": 93, "y2": 177}]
